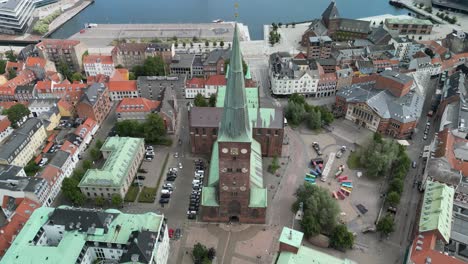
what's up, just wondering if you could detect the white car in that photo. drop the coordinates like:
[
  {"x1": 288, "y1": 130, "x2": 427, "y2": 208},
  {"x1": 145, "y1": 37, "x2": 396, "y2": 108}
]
[
  {"x1": 179, "y1": 163, "x2": 183, "y2": 169},
  {"x1": 423, "y1": 134, "x2": 428, "y2": 140},
  {"x1": 169, "y1": 167, "x2": 178, "y2": 172},
  {"x1": 174, "y1": 152, "x2": 179, "y2": 158},
  {"x1": 146, "y1": 146, "x2": 154, "y2": 151},
  {"x1": 161, "y1": 189, "x2": 173, "y2": 194},
  {"x1": 163, "y1": 183, "x2": 174, "y2": 188}
]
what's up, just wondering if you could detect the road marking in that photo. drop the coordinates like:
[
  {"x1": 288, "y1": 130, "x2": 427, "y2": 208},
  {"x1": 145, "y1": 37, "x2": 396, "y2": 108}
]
[{"x1": 221, "y1": 230, "x2": 232, "y2": 263}]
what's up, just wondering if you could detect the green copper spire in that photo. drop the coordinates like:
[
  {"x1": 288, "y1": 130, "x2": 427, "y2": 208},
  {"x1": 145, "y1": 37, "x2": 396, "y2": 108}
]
[
  {"x1": 245, "y1": 65, "x2": 251, "y2": 79},
  {"x1": 218, "y1": 24, "x2": 251, "y2": 142}
]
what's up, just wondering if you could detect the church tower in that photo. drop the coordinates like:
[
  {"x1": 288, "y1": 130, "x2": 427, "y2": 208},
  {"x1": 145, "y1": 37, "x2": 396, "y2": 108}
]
[{"x1": 201, "y1": 24, "x2": 267, "y2": 223}]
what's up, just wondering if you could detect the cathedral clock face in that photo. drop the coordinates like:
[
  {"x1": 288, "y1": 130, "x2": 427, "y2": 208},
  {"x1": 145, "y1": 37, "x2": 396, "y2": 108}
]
[
  {"x1": 222, "y1": 185, "x2": 229, "y2": 191},
  {"x1": 241, "y1": 168, "x2": 248, "y2": 173},
  {"x1": 241, "y1": 148, "x2": 248, "y2": 154},
  {"x1": 222, "y1": 148, "x2": 228, "y2": 154},
  {"x1": 240, "y1": 186, "x2": 246, "y2": 192},
  {"x1": 230, "y1": 148, "x2": 239, "y2": 155},
  {"x1": 221, "y1": 168, "x2": 227, "y2": 173}
]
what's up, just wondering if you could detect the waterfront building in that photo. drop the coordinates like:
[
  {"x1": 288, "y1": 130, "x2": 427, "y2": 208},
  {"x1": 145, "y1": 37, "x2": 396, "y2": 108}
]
[
  {"x1": 0, "y1": 118, "x2": 47, "y2": 167},
  {"x1": 111, "y1": 42, "x2": 173, "y2": 69},
  {"x1": 432, "y1": 0, "x2": 468, "y2": 14},
  {"x1": 385, "y1": 18, "x2": 433, "y2": 35},
  {"x1": 0, "y1": 0, "x2": 35, "y2": 34},
  {"x1": 169, "y1": 53, "x2": 195, "y2": 76},
  {"x1": 444, "y1": 29, "x2": 468, "y2": 54},
  {"x1": 1, "y1": 206, "x2": 170, "y2": 264},
  {"x1": 202, "y1": 49, "x2": 231, "y2": 77},
  {"x1": 305, "y1": 36, "x2": 333, "y2": 60},
  {"x1": 200, "y1": 25, "x2": 268, "y2": 223},
  {"x1": 36, "y1": 39, "x2": 88, "y2": 72},
  {"x1": 78, "y1": 137, "x2": 145, "y2": 199},
  {"x1": 335, "y1": 71, "x2": 424, "y2": 139},
  {"x1": 83, "y1": 55, "x2": 115, "y2": 76},
  {"x1": 76, "y1": 83, "x2": 112, "y2": 124},
  {"x1": 275, "y1": 227, "x2": 358, "y2": 264}
]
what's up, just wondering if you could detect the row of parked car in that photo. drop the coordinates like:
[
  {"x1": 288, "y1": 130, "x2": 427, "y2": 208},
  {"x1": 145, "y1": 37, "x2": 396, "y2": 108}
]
[
  {"x1": 159, "y1": 167, "x2": 178, "y2": 204},
  {"x1": 187, "y1": 159, "x2": 205, "y2": 220},
  {"x1": 145, "y1": 145, "x2": 154, "y2": 161}
]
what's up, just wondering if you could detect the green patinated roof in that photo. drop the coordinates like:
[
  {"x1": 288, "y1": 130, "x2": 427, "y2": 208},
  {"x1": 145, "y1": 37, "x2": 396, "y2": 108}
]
[
  {"x1": 217, "y1": 24, "x2": 251, "y2": 143},
  {"x1": 279, "y1": 227, "x2": 303, "y2": 249},
  {"x1": 1, "y1": 207, "x2": 163, "y2": 264},
  {"x1": 386, "y1": 18, "x2": 432, "y2": 26},
  {"x1": 216, "y1": 86, "x2": 259, "y2": 109},
  {"x1": 419, "y1": 180, "x2": 454, "y2": 242},
  {"x1": 78, "y1": 137, "x2": 144, "y2": 188},
  {"x1": 201, "y1": 186, "x2": 219, "y2": 207}
]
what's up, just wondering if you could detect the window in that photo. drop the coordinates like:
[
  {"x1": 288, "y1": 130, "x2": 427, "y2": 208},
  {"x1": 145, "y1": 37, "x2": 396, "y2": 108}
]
[
  {"x1": 227, "y1": 168, "x2": 233, "y2": 172},
  {"x1": 236, "y1": 168, "x2": 241, "y2": 172}
]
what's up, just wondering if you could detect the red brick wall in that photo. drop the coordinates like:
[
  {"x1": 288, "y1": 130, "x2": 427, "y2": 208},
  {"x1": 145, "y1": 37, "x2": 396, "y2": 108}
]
[
  {"x1": 279, "y1": 243, "x2": 299, "y2": 254},
  {"x1": 376, "y1": 76, "x2": 412, "y2": 97},
  {"x1": 76, "y1": 103, "x2": 97, "y2": 123}
]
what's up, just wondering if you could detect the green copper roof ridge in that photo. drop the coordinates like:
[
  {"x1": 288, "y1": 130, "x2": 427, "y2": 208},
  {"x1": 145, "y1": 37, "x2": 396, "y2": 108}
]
[{"x1": 218, "y1": 23, "x2": 251, "y2": 142}]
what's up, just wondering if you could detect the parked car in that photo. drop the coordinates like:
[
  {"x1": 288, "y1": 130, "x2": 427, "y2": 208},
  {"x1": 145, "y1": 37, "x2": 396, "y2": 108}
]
[
  {"x1": 161, "y1": 189, "x2": 173, "y2": 194},
  {"x1": 187, "y1": 213, "x2": 196, "y2": 219},
  {"x1": 168, "y1": 228, "x2": 174, "y2": 238},
  {"x1": 166, "y1": 176, "x2": 177, "y2": 182},
  {"x1": 423, "y1": 134, "x2": 428, "y2": 140},
  {"x1": 159, "y1": 198, "x2": 170, "y2": 204},
  {"x1": 136, "y1": 175, "x2": 146, "y2": 180},
  {"x1": 412, "y1": 161, "x2": 417, "y2": 168},
  {"x1": 178, "y1": 163, "x2": 183, "y2": 169},
  {"x1": 163, "y1": 183, "x2": 174, "y2": 188},
  {"x1": 175, "y1": 228, "x2": 182, "y2": 239},
  {"x1": 138, "y1": 169, "x2": 148, "y2": 173},
  {"x1": 335, "y1": 146, "x2": 347, "y2": 158},
  {"x1": 146, "y1": 146, "x2": 154, "y2": 151},
  {"x1": 312, "y1": 142, "x2": 322, "y2": 156},
  {"x1": 174, "y1": 152, "x2": 179, "y2": 158},
  {"x1": 160, "y1": 193, "x2": 171, "y2": 199},
  {"x1": 145, "y1": 156, "x2": 153, "y2": 161},
  {"x1": 189, "y1": 206, "x2": 198, "y2": 211}
]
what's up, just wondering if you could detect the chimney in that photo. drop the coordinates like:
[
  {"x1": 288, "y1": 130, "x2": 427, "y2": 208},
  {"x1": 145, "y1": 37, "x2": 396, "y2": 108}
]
[{"x1": 278, "y1": 227, "x2": 302, "y2": 255}]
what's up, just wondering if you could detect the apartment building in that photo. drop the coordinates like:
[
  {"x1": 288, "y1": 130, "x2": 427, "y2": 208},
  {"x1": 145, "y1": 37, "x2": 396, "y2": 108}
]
[
  {"x1": 76, "y1": 83, "x2": 111, "y2": 124},
  {"x1": 305, "y1": 36, "x2": 333, "y2": 60},
  {"x1": 108, "y1": 80, "x2": 139, "y2": 101},
  {"x1": 111, "y1": 42, "x2": 173, "y2": 69},
  {"x1": 0, "y1": 0, "x2": 35, "y2": 34},
  {"x1": 36, "y1": 39, "x2": 88, "y2": 72},
  {"x1": 269, "y1": 52, "x2": 320, "y2": 96},
  {"x1": 201, "y1": 48, "x2": 230, "y2": 77},
  {"x1": 78, "y1": 137, "x2": 145, "y2": 199},
  {"x1": 1, "y1": 206, "x2": 170, "y2": 264},
  {"x1": 83, "y1": 55, "x2": 115, "y2": 76},
  {"x1": 0, "y1": 118, "x2": 47, "y2": 167},
  {"x1": 385, "y1": 18, "x2": 433, "y2": 35},
  {"x1": 116, "y1": 97, "x2": 160, "y2": 121}
]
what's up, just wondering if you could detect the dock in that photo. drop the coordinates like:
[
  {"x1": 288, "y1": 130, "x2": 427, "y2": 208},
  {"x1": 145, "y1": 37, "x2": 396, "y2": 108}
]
[
  {"x1": 389, "y1": 0, "x2": 446, "y2": 24},
  {"x1": 44, "y1": 0, "x2": 94, "y2": 37},
  {"x1": 67, "y1": 22, "x2": 250, "y2": 48}
]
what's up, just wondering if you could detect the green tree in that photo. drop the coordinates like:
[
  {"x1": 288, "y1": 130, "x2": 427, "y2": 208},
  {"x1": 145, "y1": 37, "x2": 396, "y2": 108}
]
[
  {"x1": 318, "y1": 106, "x2": 334, "y2": 125},
  {"x1": 24, "y1": 160, "x2": 40, "y2": 176},
  {"x1": 7, "y1": 68, "x2": 16, "y2": 80},
  {"x1": 293, "y1": 184, "x2": 340, "y2": 237},
  {"x1": 220, "y1": 41, "x2": 224, "y2": 47},
  {"x1": 208, "y1": 93, "x2": 217, "y2": 107},
  {"x1": 5, "y1": 50, "x2": 17, "y2": 62},
  {"x1": 271, "y1": 23, "x2": 278, "y2": 31},
  {"x1": 83, "y1": 160, "x2": 93, "y2": 170},
  {"x1": 192, "y1": 243, "x2": 209, "y2": 264},
  {"x1": 174, "y1": 41, "x2": 178, "y2": 48},
  {"x1": 305, "y1": 110, "x2": 321, "y2": 130},
  {"x1": 373, "y1": 132, "x2": 383, "y2": 143},
  {"x1": 115, "y1": 120, "x2": 144, "y2": 137},
  {"x1": 57, "y1": 60, "x2": 73, "y2": 80},
  {"x1": 212, "y1": 41, "x2": 217, "y2": 47},
  {"x1": 95, "y1": 197, "x2": 105, "y2": 207},
  {"x1": 205, "y1": 40, "x2": 209, "y2": 47},
  {"x1": 95, "y1": 139, "x2": 104, "y2": 149},
  {"x1": 90, "y1": 147, "x2": 101, "y2": 160},
  {"x1": 72, "y1": 168, "x2": 86, "y2": 181},
  {"x1": 115, "y1": 64, "x2": 124, "y2": 69},
  {"x1": 278, "y1": 22, "x2": 283, "y2": 28},
  {"x1": 182, "y1": 42, "x2": 186, "y2": 48},
  {"x1": 386, "y1": 191, "x2": 401, "y2": 207},
  {"x1": 3, "y1": 103, "x2": 30, "y2": 128},
  {"x1": 389, "y1": 178, "x2": 404, "y2": 194},
  {"x1": 61, "y1": 177, "x2": 86, "y2": 206},
  {"x1": 329, "y1": 225, "x2": 355, "y2": 251},
  {"x1": 268, "y1": 155, "x2": 280, "y2": 173},
  {"x1": 284, "y1": 101, "x2": 305, "y2": 126},
  {"x1": 0, "y1": 60, "x2": 6, "y2": 74},
  {"x1": 288, "y1": 93, "x2": 306, "y2": 105},
  {"x1": 143, "y1": 56, "x2": 166, "y2": 76},
  {"x1": 377, "y1": 214, "x2": 395, "y2": 235},
  {"x1": 207, "y1": 247, "x2": 216, "y2": 260},
  {"x1": 111, "y1": 194, "x2": 123, "y2": 207},
  {"x1": 194, "y1": 93, "x2": 208, "y2": 107},
  {"x1": 71, "y1": 72, "x2": 84, "y2": 82},
  {"x1": 143, "y1": 113, "x2": 166, "y2": 144}
]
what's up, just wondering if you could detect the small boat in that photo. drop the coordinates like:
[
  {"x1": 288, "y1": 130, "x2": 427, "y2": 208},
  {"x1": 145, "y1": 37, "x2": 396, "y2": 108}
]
[
  {"x1": 84, "y1": 23, "x2": 98, "y2": 28},
  {"x1": 212, "y1": 19, "x2": 223, "y2": 23}
]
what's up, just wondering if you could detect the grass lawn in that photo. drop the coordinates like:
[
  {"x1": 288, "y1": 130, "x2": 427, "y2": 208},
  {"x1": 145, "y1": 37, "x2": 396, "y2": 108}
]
[
  {"x1": 124, "y1": 186, "x2": 139, "y2": 202},
  {"x1": 138, "y1": 186, "x2": 157, "y2": 203},
  {"x1": 347, "y1": 151, "x2": 362, "y2": 169}
]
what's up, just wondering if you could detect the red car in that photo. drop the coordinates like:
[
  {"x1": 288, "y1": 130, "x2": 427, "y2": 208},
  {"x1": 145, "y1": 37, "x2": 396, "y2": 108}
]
[{"x1": 168, "y1": 228, "x2": 174, "y2": 238}]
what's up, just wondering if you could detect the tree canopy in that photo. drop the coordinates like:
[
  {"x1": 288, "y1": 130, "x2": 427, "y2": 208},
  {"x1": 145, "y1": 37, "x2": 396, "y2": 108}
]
[
  {"x1": 377, "y1": 214, "x2": 395, "y2": 235},
  {"x1": 293, "y1": 184, "x2": 340, "y2": 237},
  {"x1": 5, "y1": 50, "x2": 17, "y2": 62},
  {"x1": 114, "y1": 114, "x2": 168, "y2": 145},
  {"x1": 7, "y1": 68, "x2": 16, "y2": 80},
  {"x1": 192, "y1": 243, "x2": 215, "y2": 264},
  {"x1": 285, "y1": 94, "x2": 334, "y2": 128},
  {"x1": 57, "y1": 60, "x2": 73, "y2": 80},
  {"x1": 3, "y1": 104, "x2": 30, "y2": 128},
  {"x1": 329, "y1": 225, "x2": 355, "y2": 251},
  {"x1": 208, "y1": 93, "x2": 217, "y2": 107},
  {"x1": 132, "y1": 56, "x2": 166, "y2": 78},
  {"x1": 71, "y1": 72, "x2": 85, "y2": 82},
  {"x1": 194, "y1": 93, "x2": 208, "y2": 107},
  {"x1": 111, "y1": 194, "x2": 123, "y2": 207}
]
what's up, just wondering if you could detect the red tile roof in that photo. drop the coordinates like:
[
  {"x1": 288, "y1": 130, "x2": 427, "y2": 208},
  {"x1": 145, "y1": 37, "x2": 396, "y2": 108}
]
[
  {"x1": 0, "y1": 198, "x2": 40, "y2": 256},
  {"x1": 0, "y1": 69, "x2": 36, "y2": 95},
  {"x1": 108, "y1": 80, "x2": 137, "y2": 92},
  {"x1": 110, "y1": 69, "x2": 128, "y2": 81},
  {"x1": 409, "y1": 231, "x2": 465, "y2": 264},
  {"x1": 0, "y1": 101, "x2": 28, "y2": 110},
  {"x1": 42, "y1": 141, "x2": 54, "y2": 154},
  {"x1": 87, "y1": 74, "x2": 110, "y2": 84},
  {"x1": 60, "y1": 140, "x2": 78, "y2": 155},
  {"x1": 40, "y1": 165, "x2": 61, "y2": 186},
  {"x1": 0, "y1": 116, "x2": 11, "y2": 132},
  {"x1": 205, "y1": 75, "x2": 227, "y2": 86},
  {"x1": 83, "y1": 55, "x2": 114, "y2": 65},
  {"x1": 25, "y1": 57, "x2": 46, "y2": 68},
  {"x1": 5, "y1": 61, "x2": 24, "y2": 72},
  {"x1": 57, "y1": 98, "x2": 74, "y2": 112},
  {"x1": 186, "y1": 78, "x2": 206, "y2": 88},
  {"x1": 117, "y1": 97, "x2": 160, "y2": 113},
  {"x1": 294, "y1": 52, "x2": 307, "y2": 59},
  {"x1": 74, "y1": 117, "x2": 97, "y2": 139},
  {"x1": 46, "y1": 71, "x2": 61, "y2": 82},
  {"x1": 419, "y1": 40, "x2": 449, "y2": 58},
  {"x1": 36, "y1": 39, "x2": 81, "y2": 50},
  {"x1": 435, "y1": 128, "x2": 468, "y2": 177}
]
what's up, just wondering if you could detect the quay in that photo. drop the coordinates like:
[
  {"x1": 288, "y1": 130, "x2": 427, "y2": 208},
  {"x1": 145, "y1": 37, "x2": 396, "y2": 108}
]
[
  {"x1": 67, "y1": 22, "x2": 250, "y2": 48},
  {"x1": 44, "y1": 0, "x2": 94, "y2": 37},
  {"x1": 389, "y1": 0, "x2": 446, "y2": 24}
]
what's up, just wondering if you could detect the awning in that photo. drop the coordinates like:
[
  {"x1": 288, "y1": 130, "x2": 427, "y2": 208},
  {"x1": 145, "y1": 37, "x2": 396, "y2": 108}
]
[
  {"x1": 34, "y1": 154, "x2": 42, "y2": 164},
  {"x1": 397, "y1": 140, "x2": 410, "y2": 146},
  {"x1": 42, "y1": 141, "x2": 54, "y2": 153}
]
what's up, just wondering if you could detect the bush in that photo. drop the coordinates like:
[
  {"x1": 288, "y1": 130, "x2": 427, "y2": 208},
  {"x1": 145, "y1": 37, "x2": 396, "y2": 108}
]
[
  {"x1": 124, "y1": 186, "x2": 139, "y2": 202},
  {"x1": 138, "y1": 187, "x2": 157, "y2": 203},
  {"x1": 377, "y1": 214, "x2": 395, "y2": 235},
  {"x1": 32, "y1": 10, "x2": 61, "y2": 35},
  {"x1": 389, "y1": 178, "x2": 404, "y2": 194},
  {"x1": 268, "y1": 156, "x2": 280, "y2": 174},
  {"x1": 329, "y1": 225, "x2": 354, "y2": 251},
  {"x1": 24, "y1": 160, "x2": 40, "y2": 176},
  {"x1": 386, "y1": 191, "x2": 401, "y2": 207}
]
